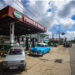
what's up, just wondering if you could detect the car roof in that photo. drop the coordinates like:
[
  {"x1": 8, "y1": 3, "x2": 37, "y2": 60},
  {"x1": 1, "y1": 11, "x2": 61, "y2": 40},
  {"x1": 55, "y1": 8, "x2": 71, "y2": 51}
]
[
  {"x1": 38, "y1": 43, "x2": 48, "y2": 45},
  {"x1": 11, "y1": 46, "x2": 24, "y2": 50}
]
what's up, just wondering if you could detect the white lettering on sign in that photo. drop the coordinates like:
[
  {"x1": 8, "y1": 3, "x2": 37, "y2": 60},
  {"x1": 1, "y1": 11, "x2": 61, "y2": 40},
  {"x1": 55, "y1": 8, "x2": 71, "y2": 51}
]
[
  {"x1": 38, "y1": 24, "x2": 44, "y2": 29},
  {"x1": 14, "y1": 11, "x2": 22, "y2": 19},
  {"x1": 35, "y1": 22, "x2": 38, "y2": 26},
  {"x1": 24, "y1": 16, "x2": 44, "y2": 29},
  {"x1": 24, "y1": 17, "x2": 36, "y2": 26}
]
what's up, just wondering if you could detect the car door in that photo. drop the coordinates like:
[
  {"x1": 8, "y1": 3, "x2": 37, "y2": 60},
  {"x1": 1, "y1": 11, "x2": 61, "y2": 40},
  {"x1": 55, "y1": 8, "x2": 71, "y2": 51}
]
[
  {"x1": 46, "y1": 45, "x2": 50, "y2": 52},
  {"x1": 44, "y1": 45, "x2": 48, "y2": 53},
  {"x1": 42, "y1": 45, "x2": 46, "y2": 53}
]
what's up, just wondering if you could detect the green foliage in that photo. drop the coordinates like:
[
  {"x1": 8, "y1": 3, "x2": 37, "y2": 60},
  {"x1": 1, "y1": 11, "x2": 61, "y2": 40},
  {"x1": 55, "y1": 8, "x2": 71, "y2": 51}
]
[
  {"x1": 40, "y1": 33, "x2": 49, "y2": 38},
  {"x1": 61, "y1": 32, "x2": 65, "y2": 35},
  {"x1": 70, "y1": 39, "x2": 75, "y2": 43},
  {"x1": 48, "y1": 41, "x2": 51, "y2": 46},
  {"x1": 64, "y1": 38, "x2": 67, "y2": 42}
]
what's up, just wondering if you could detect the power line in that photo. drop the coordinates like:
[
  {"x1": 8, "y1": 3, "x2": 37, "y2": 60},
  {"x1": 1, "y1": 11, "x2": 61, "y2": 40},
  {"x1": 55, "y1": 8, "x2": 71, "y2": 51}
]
[
  {"x1": 13, "y1": 1, "x2": 48, "y2": 28},
  {"x1": 18, "y1": 0, "x2": 42, "y2": 20},
  {"x1": 14, "y1": 0, "x2": 48, "y2": 26},
  {"x1": 13, "y1": 1, "x2": 39, "y2": 21}
]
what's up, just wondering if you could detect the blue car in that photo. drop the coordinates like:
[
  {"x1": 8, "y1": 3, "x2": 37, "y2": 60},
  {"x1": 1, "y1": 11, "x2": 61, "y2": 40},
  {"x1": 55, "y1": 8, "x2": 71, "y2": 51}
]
[{"x1": 30, "y1": 43, "x2": 51, "y2": 56}]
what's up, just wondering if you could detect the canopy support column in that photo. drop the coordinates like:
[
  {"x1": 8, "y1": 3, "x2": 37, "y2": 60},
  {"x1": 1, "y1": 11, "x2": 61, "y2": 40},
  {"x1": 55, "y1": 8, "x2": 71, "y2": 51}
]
[
  {"x1": 37, "y1": 33, "x2": 40, "y2": 43},
  {"x1": 10, "y1": 23, "x2": 15, "y2": 46}
]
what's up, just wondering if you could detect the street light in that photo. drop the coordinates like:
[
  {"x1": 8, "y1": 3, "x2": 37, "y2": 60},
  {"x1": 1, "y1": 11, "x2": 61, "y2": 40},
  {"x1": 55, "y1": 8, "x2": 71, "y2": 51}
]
[
  {"x1": 57, "y1": 31, "x2": 65, "y2": 44},
  {"x1": 61, "y1": 32, "x2": 65, "y2": 35}
]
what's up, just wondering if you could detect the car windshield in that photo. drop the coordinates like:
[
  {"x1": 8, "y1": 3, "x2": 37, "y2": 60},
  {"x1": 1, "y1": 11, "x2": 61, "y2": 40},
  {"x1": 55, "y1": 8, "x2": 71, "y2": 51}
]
[
  {"x1": 9, "y1": 49, "x2": 22, "y2": 55},
  {"x1": 37, "y1": 44, "x2": 45, "y2": 47}
]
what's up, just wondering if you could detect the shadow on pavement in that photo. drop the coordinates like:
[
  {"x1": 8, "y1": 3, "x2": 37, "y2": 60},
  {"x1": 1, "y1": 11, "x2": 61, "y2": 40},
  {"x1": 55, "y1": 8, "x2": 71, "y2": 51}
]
[
  {"x1": 28, "y1": 54, "x2": 41, "y2": 58},
  {"x1": 0, "y1": 62, "x2": 25, "y2": 75},
  {"x1": 55, "y1": 59, "x2": 62, "y2": 63},
  {"x1": 40, "y1": 58, "x2": 49, "y2": 61}
]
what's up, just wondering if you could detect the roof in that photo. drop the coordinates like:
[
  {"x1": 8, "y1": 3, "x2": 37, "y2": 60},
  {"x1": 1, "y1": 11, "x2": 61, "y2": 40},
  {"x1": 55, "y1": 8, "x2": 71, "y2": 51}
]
[
  {"x1": 11, "y1": 46, "x2": 24, "y2": 50},
  {"x1": 0, "y1": 6, "x2": 46, "y2": 35},
  {"x1": 38, "y1": 43, "x2": 48, "y2": 45}
]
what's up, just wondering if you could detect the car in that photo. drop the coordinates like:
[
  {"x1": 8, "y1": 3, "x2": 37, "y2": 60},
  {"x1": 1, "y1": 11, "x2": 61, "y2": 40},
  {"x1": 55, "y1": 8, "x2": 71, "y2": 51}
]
[
  {"x1": 30, "y1": 43, "x2": 51, "y2": 56},
  {"x1": 63, "y1": 42, "x2": 72, "y2": 47},
  {"x1": 2, "y1": 46, "x2": 26, "y2": 70},
  {"x1": 50, "y1": 42, "x2": 58, "y2": 47}
]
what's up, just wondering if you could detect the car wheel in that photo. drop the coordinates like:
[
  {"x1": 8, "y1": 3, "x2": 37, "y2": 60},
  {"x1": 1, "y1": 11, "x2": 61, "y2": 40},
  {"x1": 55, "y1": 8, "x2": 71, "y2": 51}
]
[
  {"x1": 41, "y1": 52, "x2": 44, "y2": 56},
  {"x1": 48, "y1": 50, "x2": 50, "y2": 53},
  {"x1": 2, "y1": 68, "x2": 8, "y2": 71},
  {"x1": 21, "y1": 64, "x2": 26, "y2": 71}
]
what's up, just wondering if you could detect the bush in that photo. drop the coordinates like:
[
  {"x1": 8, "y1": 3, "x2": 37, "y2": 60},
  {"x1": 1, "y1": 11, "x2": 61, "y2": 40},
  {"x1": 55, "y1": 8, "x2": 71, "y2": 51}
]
[{"x1": 48, "y1": 41, "x2": 51, "y2": 46}]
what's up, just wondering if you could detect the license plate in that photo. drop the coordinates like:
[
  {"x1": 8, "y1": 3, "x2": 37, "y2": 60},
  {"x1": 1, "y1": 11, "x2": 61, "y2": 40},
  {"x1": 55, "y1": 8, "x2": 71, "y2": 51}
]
[{"x1": 9, "y1": 66, "x2": 17, "y2": 69}]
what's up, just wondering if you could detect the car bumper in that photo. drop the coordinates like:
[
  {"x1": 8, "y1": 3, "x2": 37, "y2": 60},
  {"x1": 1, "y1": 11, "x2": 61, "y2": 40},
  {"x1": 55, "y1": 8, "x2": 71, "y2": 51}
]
[
  {"x1": 30, "y1": 51, "x2": 42, "y2": 55},
  {"x1": 2, "y1": 62, "x2": 26, "y2": 70},
  {"x1": 3, "y1": 65, "x2": 26, "y2": 70},
  {"x1": 64, "y1": 45, "x2": 71, "y2": 47}
]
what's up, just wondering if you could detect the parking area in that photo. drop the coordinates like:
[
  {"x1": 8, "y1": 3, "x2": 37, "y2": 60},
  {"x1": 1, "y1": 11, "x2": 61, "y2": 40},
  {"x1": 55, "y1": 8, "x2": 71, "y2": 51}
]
[{"x1": 0, "y1": 45, "x2": 71, "y2": 75}]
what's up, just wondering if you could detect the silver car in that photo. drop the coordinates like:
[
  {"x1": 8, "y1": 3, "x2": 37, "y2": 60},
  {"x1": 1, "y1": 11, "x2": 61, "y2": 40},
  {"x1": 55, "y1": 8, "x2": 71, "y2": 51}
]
[{"x1": 2, "y1": 46, "x2": 26, "y2": 70}]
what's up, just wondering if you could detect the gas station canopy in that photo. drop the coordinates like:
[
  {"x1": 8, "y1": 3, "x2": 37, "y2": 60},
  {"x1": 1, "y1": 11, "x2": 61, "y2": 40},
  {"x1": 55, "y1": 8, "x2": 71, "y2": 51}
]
[{"x1": 0, "y1": 6, "x2": 46, "y2": 35}]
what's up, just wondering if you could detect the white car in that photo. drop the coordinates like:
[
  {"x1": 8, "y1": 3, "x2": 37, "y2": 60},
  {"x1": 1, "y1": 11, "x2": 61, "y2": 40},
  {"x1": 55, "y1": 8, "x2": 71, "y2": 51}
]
[{"x1": 2, "y1": 46, "x2": 26, "y2": 70}]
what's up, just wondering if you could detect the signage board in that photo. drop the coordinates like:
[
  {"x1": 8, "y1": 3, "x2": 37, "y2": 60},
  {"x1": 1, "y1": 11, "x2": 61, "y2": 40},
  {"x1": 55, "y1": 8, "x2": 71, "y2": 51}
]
[
  {"x1": 14, "y1": 11, "x2": 22, "y2": 19},
  {"x1": 24, "y1": 16, "x2": 44, "y2": 29}
]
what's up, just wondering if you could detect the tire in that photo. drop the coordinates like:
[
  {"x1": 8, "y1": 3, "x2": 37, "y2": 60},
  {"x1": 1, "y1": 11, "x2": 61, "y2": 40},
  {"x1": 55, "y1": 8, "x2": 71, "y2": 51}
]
[
  {"x1": 2, "y1": 68, "x2": 8, "y2": 71},
  {"x1": 41, "y1": 52, "x2": 44, "y2": 56},
  {"x1": 48, "y1": 50, "x2": 50, "y2": 53},
  {"x1": 21, "y1": 64, "x2": 26, "y2": 71}
]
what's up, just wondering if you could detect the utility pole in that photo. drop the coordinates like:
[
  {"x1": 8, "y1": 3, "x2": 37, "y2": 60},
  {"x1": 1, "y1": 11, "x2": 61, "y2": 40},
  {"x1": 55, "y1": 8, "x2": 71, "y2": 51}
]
[
  {"x1": 52, "y1": 33, "x2": 54, "y2": 40},
  {"x1": 57, "y1": 31, "x2": 61, "y2": 44},
  {"x1": 58, "y1": 31, "x2": 60, "y2": 45},
  {"x1": 10, "y1": 23, "x2": 15, "y2": 46}
]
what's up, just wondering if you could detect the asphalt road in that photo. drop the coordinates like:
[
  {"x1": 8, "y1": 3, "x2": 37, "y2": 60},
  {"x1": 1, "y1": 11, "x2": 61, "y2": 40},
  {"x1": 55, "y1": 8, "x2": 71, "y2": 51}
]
[
  {"x1": 0, "y1": 46, "x2": 71, "y2": 75},
  {"x1": 69, "y1": 44, "x2": 75, "y2": 75}
]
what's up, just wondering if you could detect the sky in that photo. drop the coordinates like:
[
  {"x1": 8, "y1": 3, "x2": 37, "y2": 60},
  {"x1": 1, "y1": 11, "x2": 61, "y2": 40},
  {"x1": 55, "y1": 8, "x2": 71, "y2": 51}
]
[{"x1": 0, "y1": 0, "x2": 75, "y2": 41}]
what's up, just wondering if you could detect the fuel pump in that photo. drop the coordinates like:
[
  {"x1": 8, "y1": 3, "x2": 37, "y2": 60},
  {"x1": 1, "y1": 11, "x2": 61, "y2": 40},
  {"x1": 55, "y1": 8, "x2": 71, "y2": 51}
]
[
  {"x1": 31, "y1": 38, "x2": 37, "y2": 47},
  {"x1": 26, "y1": 37, "x2": 29, "y2": 50}
]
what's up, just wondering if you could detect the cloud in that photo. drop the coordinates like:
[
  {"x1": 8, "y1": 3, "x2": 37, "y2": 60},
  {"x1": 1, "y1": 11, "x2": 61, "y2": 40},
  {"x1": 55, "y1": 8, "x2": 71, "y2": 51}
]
[
  {"x1": 65, "y1": 31, "x2": 75, "y2": 41},
  {"x1": 29, "y1": 0, "x2": 74, "y2": 30},
  {"x1": 45, "y1": 30, "x2": 52, "y2": 38},
  {"x1": 59, "y1": 18, "x2": 75, "y2": 29},
  {"x1": 58, "y1": 1, "x2": 75, "y2": 18},
  {"x1": 25, "y1": 0, "x2": 50, "y2": 20},
  {"x1": 0, "y1": 0, "x2": 75, "y2": 41},
  {"x1": 21, "y1": 0, "x2": 56, "y2": 29},
  {"x1": 0, "y1": 3, "x2": 4, "y2": 10},
  {"x1": 0, "y1": 1, "x2": 6, "y2": 10},
  {"x1": 0, "y1": 0, "x2": 75, "y2": 32},
  {"x1": 3, "y1": 0, "x2": 24, "y2": 13},
  {"x1": 52, "y1": 31, "x2": 75, "y2": 41}
]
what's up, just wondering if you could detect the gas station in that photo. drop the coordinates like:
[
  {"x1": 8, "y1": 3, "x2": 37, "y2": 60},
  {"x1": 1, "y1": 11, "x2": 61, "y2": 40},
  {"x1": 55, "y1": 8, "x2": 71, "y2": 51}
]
[{"x1": 0, "y1": 5, "x2": 46, "y2": 50}]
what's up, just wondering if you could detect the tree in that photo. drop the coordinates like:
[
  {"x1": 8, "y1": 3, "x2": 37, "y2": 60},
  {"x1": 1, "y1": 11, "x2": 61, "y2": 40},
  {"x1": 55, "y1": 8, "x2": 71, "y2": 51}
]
[{"x1": 40, "y1": 33, "x2": 49, "y2": 38}]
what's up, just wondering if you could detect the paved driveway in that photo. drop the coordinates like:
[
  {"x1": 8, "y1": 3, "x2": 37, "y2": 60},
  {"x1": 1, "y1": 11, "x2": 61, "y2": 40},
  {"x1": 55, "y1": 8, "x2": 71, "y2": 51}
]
[
  {"x1": 69, "y1": 44, "x2": 75, "y2": 75},
  {"x1": 0, "y1": 46, "x2": 71, "y2": 75}
]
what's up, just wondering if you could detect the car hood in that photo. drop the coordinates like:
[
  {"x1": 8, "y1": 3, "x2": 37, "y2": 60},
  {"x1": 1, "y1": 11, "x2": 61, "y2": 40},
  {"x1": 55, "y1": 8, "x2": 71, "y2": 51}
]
[
  {"x1": 31, "y1": 46, "x2": 44, "y2": 51},
  {"x1": 4, "y1": 55, "x2": 25, "y2": 61}
]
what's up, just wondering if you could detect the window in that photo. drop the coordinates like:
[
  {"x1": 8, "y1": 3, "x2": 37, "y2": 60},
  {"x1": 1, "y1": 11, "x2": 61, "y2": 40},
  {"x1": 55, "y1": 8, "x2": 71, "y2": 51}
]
[
  {"x1": 37, "y1": 44, "x2": 45, "y2": 47},
  {"x1": 9, "y1": 49, "x2": 22, "y2": 55},
  {"x1": 45, "y1": 45, "x2": 48, "y2": 47}
]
